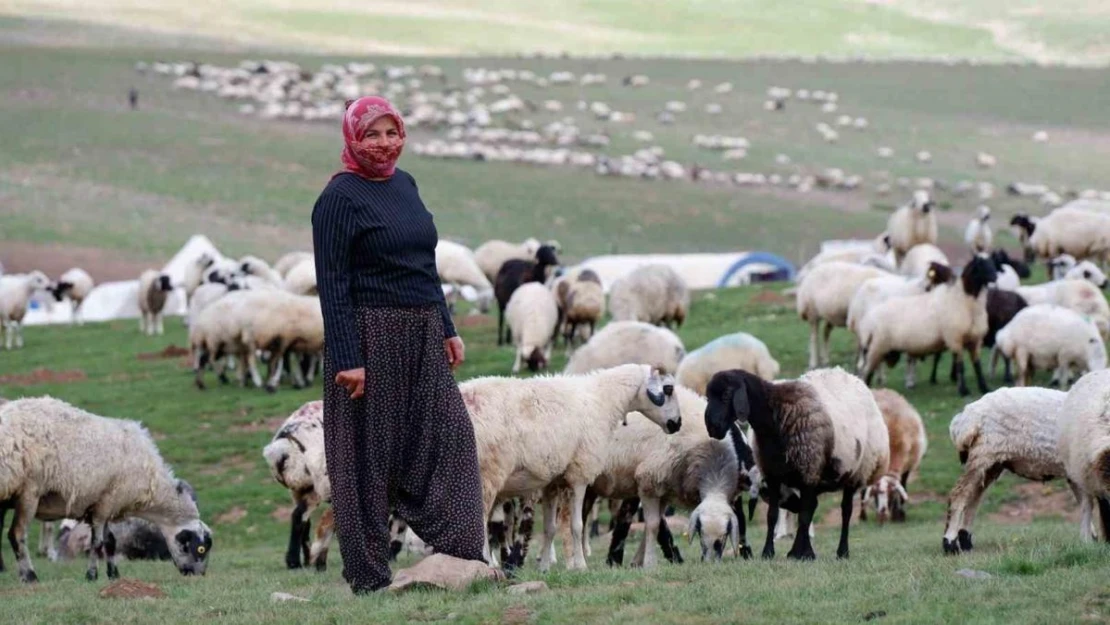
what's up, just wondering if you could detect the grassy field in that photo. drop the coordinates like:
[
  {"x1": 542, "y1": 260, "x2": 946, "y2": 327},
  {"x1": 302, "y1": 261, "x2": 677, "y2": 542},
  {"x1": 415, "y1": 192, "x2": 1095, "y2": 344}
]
[
  {"x1": 2, "y1": 287, "x2": 1110, "y2": 624},
  {"x1": 2, "y1": 0, "x2": 1110, "y2": 64}
]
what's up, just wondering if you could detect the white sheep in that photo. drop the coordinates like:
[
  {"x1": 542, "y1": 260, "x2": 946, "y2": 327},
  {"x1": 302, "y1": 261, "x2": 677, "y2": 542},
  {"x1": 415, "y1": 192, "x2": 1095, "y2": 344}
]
[
  {"x1": 964, "y1": 205, "x2": 992, "y2": 253},
  {"x1": 0, "y1": 397, "x2": 212, "y2": 582},
  {"x1": 608, "y1": 264, "x2": 690, "y2": 328},
  {"x1": 54, "y1": 268, "x2": 95, "y2": 325},
  {"x1": 886, "y1": 190, "x2": 938, "y2": 265},
  {"x1": 0, "y1": 270, "x2": 53, "y2": 350},
  {"x1": 138, "y1": 269, "x2": 175, "y2": 336},
  {"x1": 1016, "y1": 208, "x2": 1110, "y2": 264},
  {"x1": 563, "y1": 321, "x2": 686, "y2": 375},
  {"x1": 239, "y1": 291, "x2": 325, "y2": 391},
  {"x1": 704, "y1": 367, "x2": 890, "y2": 560},
  {"x1": 1057, "y1": 369, "x2": 1110, "y2": 542},
  {"x1": 859, "y1": 255, "x2": 998, "y2": 396},
  {"x1": 505, "y1": 282, "x2": 560, "y2": 374},
  {"x1": 796, "y1": 261, "x2": 890, "y2": 369},
  {"x1": 474, "y1": 237, "x2": 542, "y2": 282},
  {"x1": 794, "y1": 234, "x2": 894, "y2": 282},
  {"x1": 1015, "y1": 278, "x2": 1110, "y2": 338},
  {"x1": 676, "y1": 332, "x2": 780, "y2": 394},
  {"x1": 238, "y1": 255, "x2": 284, "y2": 286},
  {"x1": 273, "y1": 251, "x2": 313, "y2": 278},
  {"x1": 459, "y1": 364, "x2": 681, "y2": 571},
  {"x1": 283, "y1": 258, "x2": 317, "y2": 296},
  {"x1": 1063, "y1": 260, "x2": 1108, "y2": 288},
  {"x1": 550, "y1": 268, "x2": 605, "y2": 349},
  {"x1": 436, "y1": 240, "x2": 494, "y2": 314},
  {"x1": 899, "y1": 243, "x2": 949, "y2": 278},
  {"x1": 993, "y1": 304, "x2": 1107, "y2": 390},
  {"x1": 189, "y1": 290, "x2": 257, "y2": 389},
  {"x1": 860, "y1": 389, "x2": 927, "y2": 524},
  {"x1": 943, "y1": 387, "x2": 1067, "y2": 553}
]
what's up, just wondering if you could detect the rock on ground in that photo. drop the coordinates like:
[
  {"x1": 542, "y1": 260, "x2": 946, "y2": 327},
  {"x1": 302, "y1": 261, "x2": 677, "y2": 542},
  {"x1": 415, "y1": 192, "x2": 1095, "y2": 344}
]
[{"x1": 388, "y1": 553, "x2": 505, "y2": 593}]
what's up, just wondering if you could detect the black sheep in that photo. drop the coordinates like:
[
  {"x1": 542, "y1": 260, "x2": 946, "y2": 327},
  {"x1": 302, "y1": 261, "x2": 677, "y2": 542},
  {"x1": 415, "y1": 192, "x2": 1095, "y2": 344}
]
[
  {"x1": 494, "y1": 245, "x2": 559, "y2": 346},
  {"x1": 985, "y1": 289, "x2": 1029, "y2": 384}
]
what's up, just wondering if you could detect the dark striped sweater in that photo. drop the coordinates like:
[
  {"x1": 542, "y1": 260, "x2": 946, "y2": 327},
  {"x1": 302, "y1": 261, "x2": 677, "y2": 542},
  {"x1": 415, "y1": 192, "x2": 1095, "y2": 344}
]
[{"x1": 311, "y1": 170, "x2": 455, "y2": 372}]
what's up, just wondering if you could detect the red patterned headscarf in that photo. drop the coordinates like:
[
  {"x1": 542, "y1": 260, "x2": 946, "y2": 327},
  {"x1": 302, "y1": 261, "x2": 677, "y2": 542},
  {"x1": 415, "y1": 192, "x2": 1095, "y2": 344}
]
[{"x1": 335, "y1": 96, "x2": 406, "y2": 180}]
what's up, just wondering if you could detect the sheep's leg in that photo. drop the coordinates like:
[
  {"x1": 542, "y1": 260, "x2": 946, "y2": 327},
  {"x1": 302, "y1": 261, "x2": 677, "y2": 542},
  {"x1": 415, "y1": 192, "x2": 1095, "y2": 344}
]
[
  {"x1": 959, "y1": 464, "x2": 1002, "y2": 551},
  {"x1": 510, "y1": 349, "x2": 521, "y2": 375},
  {"x1": 969, "y1": 347, "x2": 990, "y2": 395},
  {"x1": 538, "y1": 492, "x2": 557, "y2": 573},
  {"x1": 566, "y1": 484, "x2": 589, "y2": 570},
  {"x1": 13, "y1": 320, "x2": 23, "y2": 348},
  {"x1": 943, "y1": 463, "x2": 1000, "y2": 554},
  {"x1": 635, "y1": 497, "x2": 662, "y2": 569},
  {"x1": 655, "y1": 514, "x2": 683, "y2": 564},
  {"x1": 953, "y1": 350, "x2": 970, "y2": 397},
  {"x1": 309, "y1": 507, "x2": 334, "y2": 572},
  {"x1": 1097, "y1": 497, "x2": 1110, "y2": 543},
  {"x1": 37, "y1": 521, "x2": 55, "y2": 560},
  {"x1": 786, "y1": 489, "x2": 818, "y2": 561},
  {"x1": 836, "y1": 487, "x2": 856, "y2": 559},
  {"x1": 264, "y1": 348, "x2": 286, "y2": 392},
  {"x1": 605, "y1": 498, "x2": 640, "y2": 567},
  {"x1": 929, "y1": 352, "x2": 942, "y2": 385},
  {"x1": 1079, "y1": 493, "x2": 1095, "y2": 543},
  {"x1": 285, "y1": 499, "x2": 308, "y2": 569},
  {"x1": 807, "y1": 319, "x2": 819, "y2": 370},
  {"x1": 904, "y1": 357, "x2": 916, "y2": 389},
  {"x1": 859, "y1": 489, "x2": 868, "y2": 521},
  {"x1": 290, "y1": 353, "x2": 308, "y2": 389},
  {"x1": 3, "y1": 320, "x2": 10, "y2": 350},
  {"x1": 497, "y1": 305, "x2": 506, "y2": 346},
  {"x1": 1057, "y1": 362, "x2": 1071, "y2": 392},
  {"x1": 104, "y1": 525, "x2": 120, "y2": 580},
  {"x1": 245, "y1": 348, "x2": 265, "y2": 389},
  {"x1": 730, "y1": 496, "x2": 752, "y2": 559},
  {"x1": 85, "y1": 518, "x2": 104, "y2": 581},
  {"x1": 0, "y1": 505, "x2": 6, "y2": 572},
  {"x1": 11, "y1": 491, "x2": 39, "y2": 583},
  {"x1": 508, "y1": 497, "x2": 535, "y2": 571},
  {"x1": 761, "y1": 483, "x2": 780, "y2": 559},
  {"x1": 156, "y1": 312, "x2": 164, "y2": 335},
  {"x1": 193, "y1": 346, "x2": 209, "y2": 390}
]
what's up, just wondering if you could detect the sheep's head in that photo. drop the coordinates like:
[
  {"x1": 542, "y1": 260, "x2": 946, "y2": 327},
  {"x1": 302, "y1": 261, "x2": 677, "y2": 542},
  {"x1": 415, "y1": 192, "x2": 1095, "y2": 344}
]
[
  {"x1": 704, "y1": 369, "x2": 763, "y2": 440},
  {"x1": 195, "y1": 252, "x2": 216, "y2": 270},
  {"x1": 960, "y1": 254, "x2": 998, "y2": 297},
  {"x1": 157, "y1": 274, "x2": 174, "y2": 292},
  {"x1": 639, "y1": 368, "x2": 680, "y2": 433},
  {"x1": 976, "y1": 205, "x2": 991, "y2": 221},
  {"x1": 688, "y1": 498, "x2": 740, "y2": 562},
  {"x1": 924, "y1": 262, "x2": 954, "y2": 290},
  {"x1": 165, "y1": 519, "x2": 213, "y2": 576},
  {"x1": 1010, "y1": 214, "x2": 1037, "y2": 239},
  {"x1": 1068, "y1": 261, "x2": 1108, "y2": 289},
  {"x1": 992, "y1": 249, "x2": 1032, "y2": 279},
  {"x1": 864, "y1": 475, "x2": 908, "y2": 524},
  {"x1": 525, "y1": 346, "x2": 548, "y2": 372},
  {"x1": 51, "y1": 280, "x2": 74, "y2": 302},
  {"x1": 535, "y1": 245, "x2": 559, "y2": 267},
  {"x1": 26, "y1": 270, "x2": 52, "y2": 292},
  {"x1": 911, "y1": 190, "x2": 933, "y2": 213},
  {"x1": 239, "y1": 256, "x2": 266, "y2": 276}
]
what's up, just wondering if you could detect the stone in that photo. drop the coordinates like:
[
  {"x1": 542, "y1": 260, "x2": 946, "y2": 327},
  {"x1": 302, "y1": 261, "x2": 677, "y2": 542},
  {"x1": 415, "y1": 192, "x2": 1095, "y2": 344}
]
[
  {"x1": 506, "y1": 581, "x2": 549, "y2": 595},
  {"x1": 388, "y1": 554, "x2": 505, "y2": 593}
]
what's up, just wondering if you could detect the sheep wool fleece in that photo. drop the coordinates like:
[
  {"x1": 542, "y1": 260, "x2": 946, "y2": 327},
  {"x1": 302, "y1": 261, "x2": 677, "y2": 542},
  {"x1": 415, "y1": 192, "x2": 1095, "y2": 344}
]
[{"x1": 323, "y1": 305, "x2": 487, "y2": 593}]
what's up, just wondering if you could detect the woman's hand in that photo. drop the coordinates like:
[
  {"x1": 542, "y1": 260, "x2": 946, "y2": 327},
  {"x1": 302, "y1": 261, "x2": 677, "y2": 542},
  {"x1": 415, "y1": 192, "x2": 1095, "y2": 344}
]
[
  {"x1": 335, "y1": 368, "x2": 365, "y2": 399},
  {"x1": 445, "y1": 337, "x2": 465, "y2": 370}
]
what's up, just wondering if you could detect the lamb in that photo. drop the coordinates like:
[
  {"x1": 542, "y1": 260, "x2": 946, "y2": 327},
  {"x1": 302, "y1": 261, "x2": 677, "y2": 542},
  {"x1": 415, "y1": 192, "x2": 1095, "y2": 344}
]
[
  {"x1": 1015, "y1": 279, "x2": 1110, "y2": 338},
  {"x1": 494, "y1": 244, "x2": 559, "y2": 345},
  {"x1": 505, "y1": 282, "x2": 560, "y2": 374},
  {"x1": 240, "y1": 291, "x2": 325, "y2": 391},
  {"x1": 964, "y1": 205, "x2": 993, "y2": 253},
  {"x1": 943, "y1": 387, "x2": 1067, "y2": 553},
  {"x1": 704, "y1": 367, "x2": 890, "y2": 560},
  {"x1": 860, "y1": 389, "x2": 927, "y2": 524},
  {"x1": 676, "y1": 332, "x2": 780, "y2": 394},
  {"x1": 859, "y1": 254, "x2": 998, "y2": 397},
  {"x1": 52, "y1": 268, "x2": 95, "y2": 325},
  {"x1": 0, "y1": 397, "x2": 213, "y2": 582},
  {"x1": 551, "y1": 268, "x2": 605, "y2": 349},
  {"x1": 563, "y1": 321, "x2": 686, "y2": 375},
  {"x1": 608, "y1": 264, "x2": 690, "y2": 328},
  {"x1": 459, "y1": 364, "x2": 682, "y2": 571},
  {"x1": 1011, "y1": 208, "x2": 1110, "y2": 264},
  {"x1": 474, "y1": 237, "x2": 542, "y2": 282},
  {"x1": 436, "y1": 240, "x2": 494, "y2": 314},
  {"x1": 1057, "y1": 369, "x2": 1110, "y2": 542},
  {"x1": 796, "y1": 261, "x2": 890, "y2": 369},
  {"x1": 899, "y1": 243, "x2": 949, "y2": 278},
  {"x1": 0, "y1": 270, "x2": 53, "y2": 350},
  {"x1": 238, "y1": 255, "x2": 284, "y2": 286},
  {"x1": 886, "y1": 190, "x2": 938, "y2": 265},
  {"x1": 137, "y1": 269, "x2": 175, "y2": 336},
  {"x1": 273, "y1": 251, "x2": 313, "y2": 278},
  {"x1": 992, "y1": 304, "x2": 1107, "y2": 390}
]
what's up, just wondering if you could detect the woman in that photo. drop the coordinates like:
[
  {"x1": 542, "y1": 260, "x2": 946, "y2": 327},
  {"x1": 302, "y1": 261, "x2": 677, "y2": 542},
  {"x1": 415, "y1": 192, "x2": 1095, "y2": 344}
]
[{"x1": 312, "y1": 96, "x2": 487, "y2": 594}]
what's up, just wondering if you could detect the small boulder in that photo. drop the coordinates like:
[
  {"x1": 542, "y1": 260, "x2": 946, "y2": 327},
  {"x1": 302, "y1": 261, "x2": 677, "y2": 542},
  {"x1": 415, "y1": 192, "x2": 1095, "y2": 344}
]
[
  {"x1": 388, "y1": 554, "x2": 505, "y2": 593},
  {"x1": 506, "y1": 581, "x2": 549, "y2": 595}
]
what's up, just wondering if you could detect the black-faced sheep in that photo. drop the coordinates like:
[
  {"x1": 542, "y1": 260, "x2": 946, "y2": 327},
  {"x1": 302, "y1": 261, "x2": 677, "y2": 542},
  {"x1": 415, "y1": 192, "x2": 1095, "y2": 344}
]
[
  {"x1": 138, "y1": 269, "x2": 175, "y2": 336},
  {"x1": 494, "y1": 244, "x2": 559, "y2": 346},
  {"x1": 52, "y1": 268, "x2": 95, "y2": 325}
]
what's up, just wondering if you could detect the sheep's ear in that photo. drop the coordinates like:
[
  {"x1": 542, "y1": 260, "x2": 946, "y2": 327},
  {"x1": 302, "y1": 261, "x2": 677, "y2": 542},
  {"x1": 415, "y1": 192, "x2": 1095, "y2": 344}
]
[
  {"x1": 729, "y1": 385, "x2": 750, "y2": 421},
  {"x1": 895, "y1": 482, "x2": 909, "y2": 503},
  {"x1": 687, "y1": 511, "x2": 701, "y2": 545}
]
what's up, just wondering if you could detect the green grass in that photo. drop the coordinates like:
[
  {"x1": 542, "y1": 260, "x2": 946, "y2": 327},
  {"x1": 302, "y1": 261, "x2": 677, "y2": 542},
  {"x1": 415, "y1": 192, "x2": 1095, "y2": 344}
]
[{"x1": 3, "y1": 287, "x2": 1110, "y2": 624}]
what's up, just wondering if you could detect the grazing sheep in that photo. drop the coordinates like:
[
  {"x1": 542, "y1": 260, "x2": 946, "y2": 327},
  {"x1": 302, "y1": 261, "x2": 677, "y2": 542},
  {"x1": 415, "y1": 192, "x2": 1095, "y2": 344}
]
[
  {"x1": 859, "y1": 255, "x2": 998, "y2": 396},
  {"x1": 273, "y1": 251, "x2": 313, "y2": 278},
  {"x1": 899, "y1": 243, "x2": 950, "y2": 278},
  {"x1": 676, "y1": 332, "x2": 780, "y2": 394},
  {"x1": 50, "y1": 517, "x2": 178, "y2": 564},
  {"x1": 563, "y1": 321, "x2": 685, "y2": 375},
  {"x1": 0, "y1": 397, "x2": 213, "y2": 582},
  {"x1": 474, "y1": 237, "x2": 542, "y2": 282},
  {"x1": 53, "y1": 268, "x2": 95, "y2": 325},
  {"x1": 240, "y1": 291, "x2": 325, "y2": 392},
  {"x1": 608, "y1": 264, "x2": 690, "y2": 329},
  {"x1": 436, "y1": 240, "x2": 494, "y2": 314},
  {"x1": 943, "y1": 387, "x2": 1067, "y2": 554},
  {"x1": 1057, "y1": 369, "x2": 1110, "y2": 542},
  {"x1": 704, "y1": 367, "x2": 889, "y2": 560},
  {"x1": 993, "y1": 304, "x2": 1107, "y2": 390},
  {"x1": 861, "y1": 389, "x2": 927, "y2": 524},
  {"x1": 984, "y1": 288, "x2": 1029, "y2": 383},
  {"x1": 505, "y1": 282, "x2": 560, "y2": 374},
  {"x1": 460, "y1": 364, "x2": 681, "y2": 571},
  {"x1": 1015, "y1": 279, "x2": 1110, "y2": 338},
  {"x1": 0, "y1": 271, "x2": 53, "y2": 350},
  {"x1": 796, "y1": 261, "x2": 890, "y2": 369},
  {"x1": 494, "y1": 245, "x2": 559, "y2": 345},
  {"x1": 964, "y1": 205, "x2": 993, "y2": 253},
  {"x1": 887, "y1": 190, "x2": 938, "y2": 265},
  {"x1": 138, "y1": 269, "x2": 174, "y2": 336},
  {"x1": 550, "y1": 268, "x2": 605, "y2": 349}
]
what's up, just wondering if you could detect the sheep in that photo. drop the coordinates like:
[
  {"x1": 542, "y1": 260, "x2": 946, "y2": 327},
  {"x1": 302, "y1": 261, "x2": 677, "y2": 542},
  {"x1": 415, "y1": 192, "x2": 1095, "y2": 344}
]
[
  {"x1": 550, "y1": 268, "x2": 605, "y2": 349},
  {"x1": 860, "y1": 389, "x2": 927, "y2": 524},
  {"x1": 459, "y1": 364, "x2": 681, "y2": 571},
  {"x1": 1050, "y1": 253, "x2": 1078, "y2": 281},
  {"x1": 186, "y1": 279, "x2": 245, "y2": 326},
  {"x1": 505, "y1": 282, "x2": 560, "y2": 374},
  {"x1": 273, "y1": 251, "x2": 313, "y2": 278},
  {"x1": 183, "y1": 252, "x2": 239, "y2": 300},
  {"x1": 899, "y1": 243, "x2": 950, "y2": 278},
  {"x1": 992, "y1": 304, "x2": 1107, "y2": 390},
  {"x1": 49, "y1": 517, "x2": 181, "y2": 564},
  {"x1": 1057, "y1": 369, "x2": 1110, "y2": 542},
  {"x1": 1012, "y1": 208, "x2": 1110, "y2": 265},
  {"x1": 586, "y1": 385, "x2": 747, "y2": 568},
  {"x1": 435, "y1": 240, "x2": 494, "y2": 314},
  {"x1": 563, "y1": 321, "x2": 686, "y2": 375},
  {"x1": 0, "y1": 397, "x2": 213, "y2": 582},
  {"x1": 989, "y1": 248, "x2": 1031, "y2": 290},
  {"x1": 283, "y1": 258, "x2": 317, "y2": 296},
  {"x1": 796, "y1": 261, "x2": 891, "y2": 369},
  {"x1": 859, "y1": 254, "x2": 998, "y2": 397},
  {"x1": 886, "y1": 190, "x2": 938, "y2": 265},
  {"x1": 976, "y1": 152, "x2": 997, "y2": 169},
  {"x1": 943, "y1": 387, "x2": 1067, "y2": 554},
  {"x1": 239, "y1": 255, "x2": 284, "y2": 286},
  {"x1": 0, "y1": 270, "x2": 53, "y2": 350},
  {"x1": 984, "y1": 288, "x2": 1029, "y2": 384},
  {"x1": 474, "y1": 237, "x2": 542, "y2": 282},
  {"x1": 494, "y1": 244, "x2": 559, "y2": 345},
  {"x1": 1063, "y1": 260, "x2": 1108, "y2": 288},
  {"x1": 1015, "y1": 279, "x2": 1110, "y2": 338},
  {"x1": 608, "y1": 264, "x2": 690, "y2": 329},
  {"x1": 239, "y1": 291, "x2": 325, "y2": 391},
  {"x1": 703, "y1": 367, "x2": 890, "y2": 560},
  {"x1": 676, "y1": 332, "x2": 780, "y2": 394},
  {"x1": 52, "y1": 268, "x2": 95, "y2": 325},
  {"x1": 189, "y1": 290, "x2": 257, "y2": 389},
  {"x1": 138, "y1": 269, "x2": 175, "y2": 336},
  {"x1": 964, "y1": 205, "x2": 992, "y2": 253},
  {"x1": 794, "y1": 234, "x2": 893, "y2": 281}
]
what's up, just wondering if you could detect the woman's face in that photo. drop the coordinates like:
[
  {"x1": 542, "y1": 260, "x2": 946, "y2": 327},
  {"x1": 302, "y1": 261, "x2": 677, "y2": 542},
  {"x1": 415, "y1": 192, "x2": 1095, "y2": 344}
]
[{"x1": 364, "y1": 115, "x2": 400, "y2": 146}]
